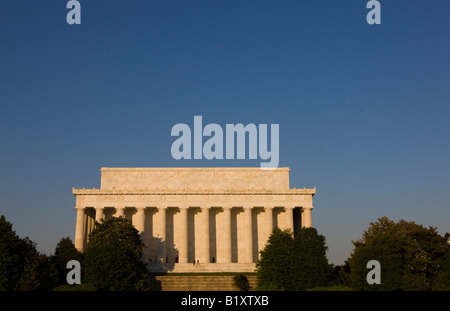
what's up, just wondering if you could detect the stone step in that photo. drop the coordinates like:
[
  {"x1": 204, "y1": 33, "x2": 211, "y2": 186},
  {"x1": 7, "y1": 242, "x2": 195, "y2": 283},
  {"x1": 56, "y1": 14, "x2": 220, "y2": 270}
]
[
  {"x1": 148, "y1": 275, "x2": 258, "y2": 291},
  {"x1": 146, "y1": 263, "x2": 257, "y2": 273}
]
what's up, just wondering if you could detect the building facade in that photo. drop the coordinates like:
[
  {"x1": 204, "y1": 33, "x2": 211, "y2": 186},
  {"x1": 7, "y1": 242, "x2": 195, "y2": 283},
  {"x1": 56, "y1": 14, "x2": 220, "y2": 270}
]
[{"x1": 73, "y1": 167, "x2": 315, "y2": 272}]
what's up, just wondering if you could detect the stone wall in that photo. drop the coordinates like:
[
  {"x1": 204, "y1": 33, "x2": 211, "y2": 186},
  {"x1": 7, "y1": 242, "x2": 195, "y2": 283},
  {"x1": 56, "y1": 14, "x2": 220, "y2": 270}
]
[{"x1": 100, "y1": 167, "x2": 290, "y2": 191}]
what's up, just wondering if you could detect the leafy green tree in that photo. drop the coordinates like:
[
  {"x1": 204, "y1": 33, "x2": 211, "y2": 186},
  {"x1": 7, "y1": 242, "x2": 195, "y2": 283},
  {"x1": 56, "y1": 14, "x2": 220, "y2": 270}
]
[
  {"x1": 349, "y1": 216, "x2": 450, "y2": 291},
  {"x1": 0, "y1": 216, "x2": 53, "y2": 290},
  {"x1": 256, "y1": 227, "x2": 293, "y2": 290},
  {"x1": 14, "y1": 240, "x2": 52, "y2": 291},
  {"x1": 350, "y1": 229, "x2": 403, "y2": 290},
  {"x1": 0, "y1": 215, "x2": 53, "y2": 291},
  {"x1": 233, "y1": 273, "x2": 251, "y2": 291},
  {"x1": 330, "y1": 261, "x2": 351, "y2": 287},
  {"x1": 83, "y1": 217, "x2": 149, "y2": 291},
  {"x1": 290, "y1": 227, "x2": 332, "y2": 290},
  {"x1": 0, "y1": 215, "x2": 25, "y2": 290},
  {"x1": 256, "y1": 227, "x2": 331, "y2": 290},
  {"x1": 51, "y1": 237, "x2": 82, "y2": 287}
]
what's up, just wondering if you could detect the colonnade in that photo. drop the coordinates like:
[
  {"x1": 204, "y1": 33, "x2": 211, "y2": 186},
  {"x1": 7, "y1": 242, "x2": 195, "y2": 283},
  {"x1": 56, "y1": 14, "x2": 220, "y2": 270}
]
[{"x1": 75, "y1": 204, "x2": 313, "y2": 264}]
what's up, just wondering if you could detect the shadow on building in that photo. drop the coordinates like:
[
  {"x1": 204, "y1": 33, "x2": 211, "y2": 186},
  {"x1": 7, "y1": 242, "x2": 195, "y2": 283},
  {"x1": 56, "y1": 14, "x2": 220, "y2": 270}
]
[{"x1": 145, "y1": 237, "x2": 178, "y2": 273}]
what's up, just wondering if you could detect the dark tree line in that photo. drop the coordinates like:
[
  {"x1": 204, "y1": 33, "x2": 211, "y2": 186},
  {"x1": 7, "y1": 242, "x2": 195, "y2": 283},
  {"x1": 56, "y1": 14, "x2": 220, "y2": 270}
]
[
  {"x1": 0, "y1": 215, "x2": 148, "y2": 291},
  {"x1": 2, "y1": 214, "x2": 449, "y2": 291},
  {"x1": 0, "y1": 215, "x2": 79, "y2": 290},
  {"x1": 256, "y1": 227, "x2": 333, "y2": 291},
  {"x1": 256, "y1": 217, "x2": 450, "y2": 291},
  {"x1": 348, "y1": 216, "x2": 450, "y2": 290}
]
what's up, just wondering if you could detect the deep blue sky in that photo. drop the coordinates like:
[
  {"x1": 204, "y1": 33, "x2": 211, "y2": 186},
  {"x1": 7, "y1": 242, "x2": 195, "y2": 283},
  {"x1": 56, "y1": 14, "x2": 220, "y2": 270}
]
[{"x1": 1, "y1": 1, "x2": 449, "y2": 265}]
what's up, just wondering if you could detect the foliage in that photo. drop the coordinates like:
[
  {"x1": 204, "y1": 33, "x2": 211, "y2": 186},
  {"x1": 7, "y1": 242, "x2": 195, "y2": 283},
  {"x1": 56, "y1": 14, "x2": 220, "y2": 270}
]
[
  {"x1": 349, "y1": 216, "x2": 450, "y2": 291},
  {"x1": 256, "y1": 227, "x2": 294, "y2": 290},
  {"x1": 0, "y1": 215, "x2": 54, "y2": 291},
  {"x1": 14, "y1": 243, "x2": 53, "y2": 291},
  {"x1": 290, "y1": 227, "x2": 332, "y2": 290},
  {"x1": 330, "y1": 261, "x2": 352, "y2": 287},
  {"x1": 256, "y1": 227, "x2": 331, "y2": 291},
  {"x1": 3, "y1": 212, "x2": 448, "y2": 292},
  {"x1": 50, "y1": 237, "x2": 83, "y2": 287},
  {"x1": 86, "y1": 217, "x2": 144, "y2": 258},
  {"x1": 233, "y1": 273, "x2": 251, "y2": 291},
  {"x1": 0, "y1": 215, "x2": 25, "y2": 290},
  {"x1": 83, "y1": 217, "x2": 149, "y2": 291}
]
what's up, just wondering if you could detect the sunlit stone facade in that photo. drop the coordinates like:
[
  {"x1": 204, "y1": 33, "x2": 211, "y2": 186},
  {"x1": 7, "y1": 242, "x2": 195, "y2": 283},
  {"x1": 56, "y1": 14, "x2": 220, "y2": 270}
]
[{"x1": 73, "y1": 167, "x2": 315, "y2": 272}]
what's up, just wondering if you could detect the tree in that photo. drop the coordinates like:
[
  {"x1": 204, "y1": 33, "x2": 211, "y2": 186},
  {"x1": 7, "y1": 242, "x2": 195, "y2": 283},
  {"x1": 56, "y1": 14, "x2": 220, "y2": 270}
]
[
  {"x1": 233, "y1": 274, "x2": 251, "y2": 291},
  {"x1": 0, "y1": 215, "x2": 53, "y2": 291},
  {"x1": 256, "y1": 227, "x2": 331, "y2": 290},
  {"x1": 290, "y1": 227, "x2": 332, "y2": 290},
  {"x1": 331, "y1": 261, "x2": 352, "y2": 287},
  {"x1": 83, "y1": 217, "x2": 149, "y2": 291},
  {"x1": 0, "y1": 215, "x2": 25, "y2": 290},
  {"x1": 51, "y1": 237, "x2": 82, "y2": 287},
  {"x1": 350, "y1": 228, "x2": 403, "y2": 290},
  {"x1": 0, "y1": 216, "x2": 52, "y2": 290},
  {"x1": 256, "y1": 227, "x2": 293, "y2": 290},
  {"x1": 14, "y1": 239, "x2": 52, "y2": 291},
  {"x1": 349, "y1": 216, "x2": 450, "y2": 291}
]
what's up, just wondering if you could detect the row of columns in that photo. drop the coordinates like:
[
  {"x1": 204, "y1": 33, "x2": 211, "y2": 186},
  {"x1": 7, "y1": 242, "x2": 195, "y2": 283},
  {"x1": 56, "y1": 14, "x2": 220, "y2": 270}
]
[{"x1": 75, "y1": 205, "x2": 313, "y2": 264}]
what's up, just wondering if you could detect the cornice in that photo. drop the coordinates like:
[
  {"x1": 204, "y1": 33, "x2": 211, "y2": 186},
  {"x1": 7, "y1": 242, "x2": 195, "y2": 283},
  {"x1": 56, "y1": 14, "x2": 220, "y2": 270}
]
[{"x1": 73, "y1": 187, "x2": 316, "y2": 196}]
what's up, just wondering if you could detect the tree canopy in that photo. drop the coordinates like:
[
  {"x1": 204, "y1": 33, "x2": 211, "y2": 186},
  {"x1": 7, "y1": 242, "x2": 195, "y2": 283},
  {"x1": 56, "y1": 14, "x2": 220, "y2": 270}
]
[
  {"x1": 0, "y1": 215, "x2": 25, "y2": 290},
  {"x1": 0, "y1": 215, "x2": 54, "y2": 291},
  {"x1": 256, "y1": 227, "x2": 294, "y2": 290},
  {"x1": 51, "y1": 237, "x2": 82, "y2": 286},
  {"x1": 256, "y1": 227, "x2": 331, "y2": 290},
  {"x1": 83, "y1": 217, "x2": 149, "y2": 291},
  {"x1": 349, "y1": 216, "x2": 450, "y2": 291}
]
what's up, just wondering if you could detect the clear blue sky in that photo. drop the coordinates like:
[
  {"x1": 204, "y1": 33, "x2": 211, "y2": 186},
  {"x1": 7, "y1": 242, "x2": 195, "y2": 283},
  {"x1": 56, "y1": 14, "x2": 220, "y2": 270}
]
[{"x1": 1, "y1": 1, "x2": 449, "y2": 265}]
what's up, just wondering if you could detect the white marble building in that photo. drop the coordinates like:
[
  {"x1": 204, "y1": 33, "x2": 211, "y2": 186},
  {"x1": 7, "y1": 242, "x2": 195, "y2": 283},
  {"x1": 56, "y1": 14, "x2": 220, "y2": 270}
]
[{"x1": 73, "y1": 167, "x2": 315, "y2": 272}]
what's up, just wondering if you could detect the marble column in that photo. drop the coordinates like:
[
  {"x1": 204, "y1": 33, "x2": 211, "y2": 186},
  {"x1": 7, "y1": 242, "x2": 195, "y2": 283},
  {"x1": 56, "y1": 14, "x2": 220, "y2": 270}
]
[
  {"x1": 74, "y1": 207, "x2": 85, "y2": 252},
  {"x1": 243, "y1": 206, "x2": 253, "y2": 263},
  {"x1": 285, "y1": 206, "x2": 294, "y2": 233},
  {"x1": 84, "y1": 209, "x2": 95, "y2": 240},
  {"x1": 134, "y1": 207, "x2": 146, "y2": 234},
  {"x1": 94, "y1": 207, "x2": 104, "y2": 223},
  {"x1": 178, "y1": 206, "x2": 189, "y2": 263},
  {"x1": 264, "y1": 206, "x2": 274, "y2": 242},
  {"x1": 200, "y1": 206, "x2": 210, "y2": 264},
  {"x1": 222, "y1": 206, "x2": 232, "y2": 263},
  {"x1": 302, "y1": 206, "x2": 313, "y2": 228},
  {"x1": 157, "y1": 207, "x2": 167, "y2": 262}
]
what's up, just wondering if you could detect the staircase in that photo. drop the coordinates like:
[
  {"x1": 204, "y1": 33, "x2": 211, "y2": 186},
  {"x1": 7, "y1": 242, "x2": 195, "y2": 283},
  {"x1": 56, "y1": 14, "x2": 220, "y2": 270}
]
[{"x1": 148, "y1": 275, "x2": 259, "y2": 291}]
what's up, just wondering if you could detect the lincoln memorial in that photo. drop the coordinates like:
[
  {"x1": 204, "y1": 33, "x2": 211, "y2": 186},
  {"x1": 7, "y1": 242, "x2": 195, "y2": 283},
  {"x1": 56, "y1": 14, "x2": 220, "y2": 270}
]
[{"x1": 73, "y1": 167, "x2": 316, "y2": 272}]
